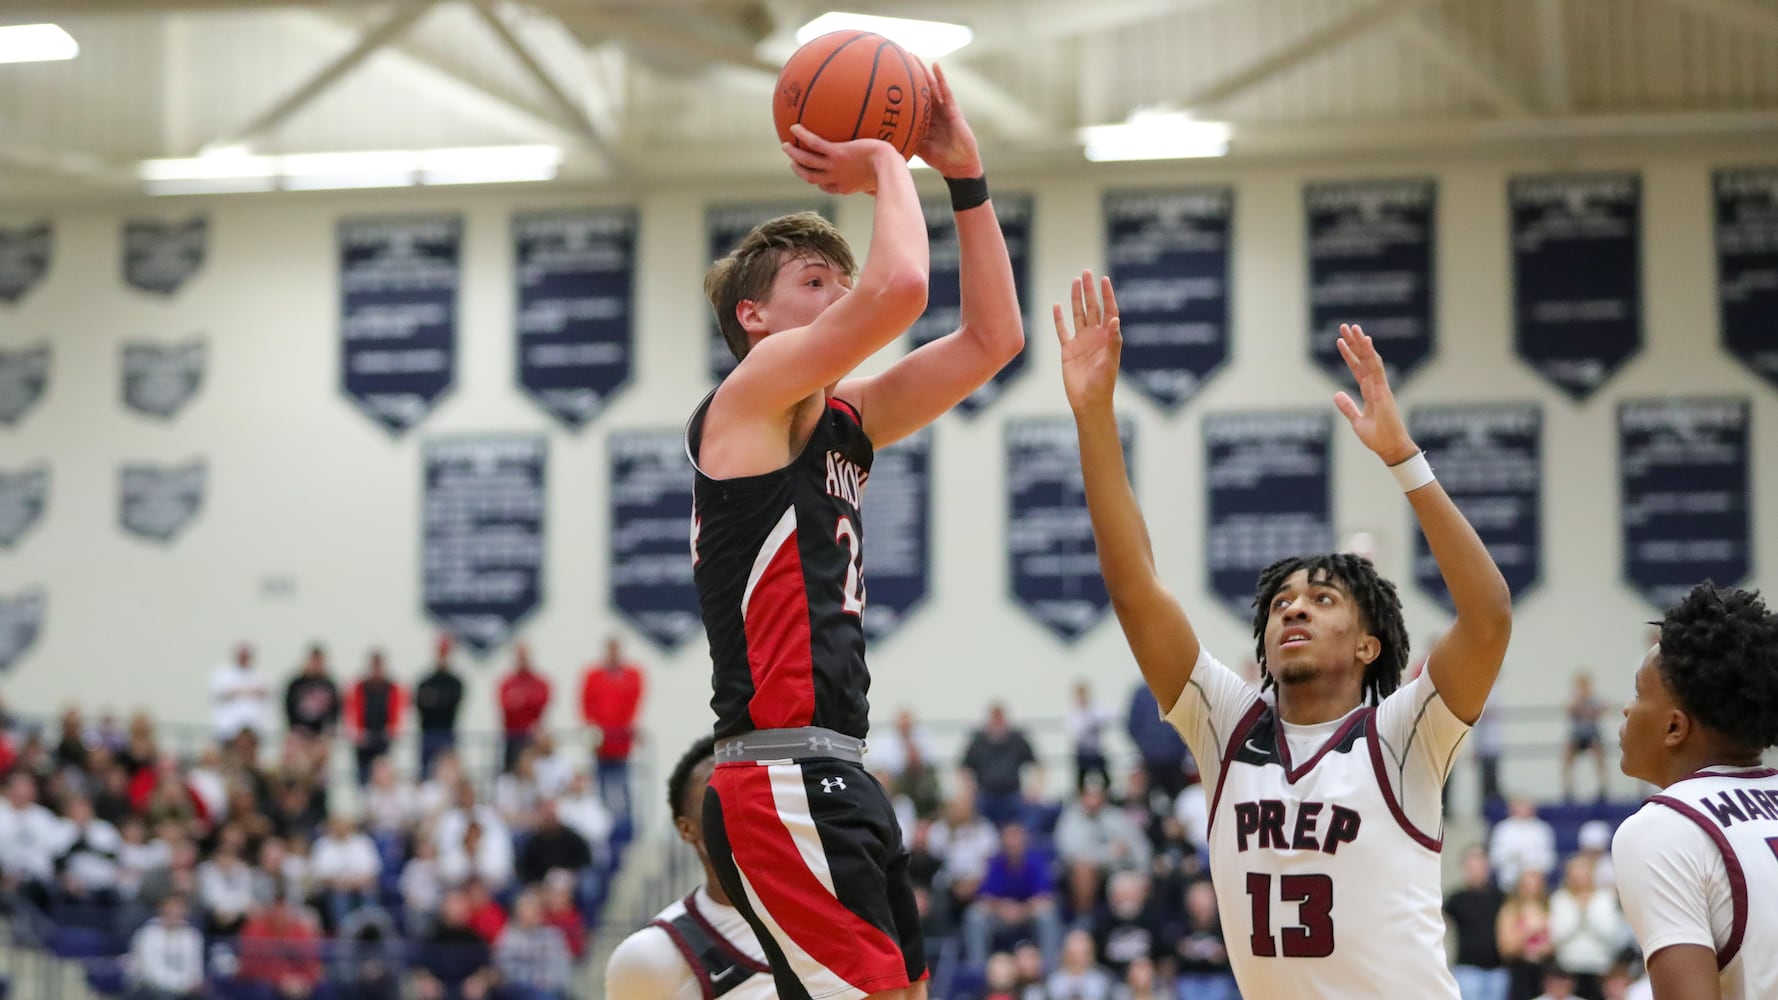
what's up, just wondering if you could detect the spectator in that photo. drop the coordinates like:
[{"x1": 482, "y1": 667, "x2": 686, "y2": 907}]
[
  {"x1": 418, "y1": 751, "x2": 464, "y2": 822},
  {"x1": 94, "y1": 759, "x2": 136, "y2": 826},
  {"x1": 1498, "y1": 870, "x2": 1554, "y2": 1000},
  {"x1": 963, "y1": 821, "x2": 1063, "y2": 968},
  {"x1": 363, "y1": 755, "x2": 417, "y2": 838},
  {"x1": 931, "y1": 788, "x2": 998, "y2": 907},
  {"x1": 980, "y1": 951, "x2": 1020, "y2": 1000},
  {"x1": 1055, "y1": 775, "x2": 1151, "y2": 881},
  {"x1": 1474, "y1": 690, "x2": 1506, "y2": 815},
  {"x1": 401, "y1": 838, "x2": 445, "y2": 937},
  {"x1": 961, "y1": 702, "x2": 1037, "y2": 827},
  {"x1": 1125, "y1": 684, "x2": 1190, "y2": 798},
  {"x1": 1534, "y1": 966, "x2": 1580, "y2": 1000},
  {"x1": 495, "y1": 747, "x2": 545, "y2": 834},
  {"x1": 251, "y1": 838, "x2": 297, "y2": 908},
  {"x1": 54, "y1": 706, "x2": 90, "y2": 772},
  {"x1": 1045, "y1": 929, "x2": 1114, "y2": 1000},
  {"x1": 416, "y1": 634, "x2": 465, "y2": 778},
  {"x1": 1171, "y1": 879, "x2": 1236, "y2": 1000},
  {"x1": 552, "y1": 770, "x2": 613, "y2": 862},
  {"x1": 1445, "y1": 845, "x2": 1508, "y2": 1000},
  {"x1": 120, "y1": 713, "x2": 159, "y2": 775},
  {"x1": 1548, "y1": 855, "x2": 1623, "y2": 1000},
  {"x1": 412, "y1": 889, "x2": 497, "y2": 1000},
  {"x1": 877, "y1": 708, "x2": 944, "y2": 820},
  {"x1": 344, "y1": 649, "x2": 404, "y2": 785},
  {"x1": 310, "y1": 814, "x2": 381, "y2": 932},
  {"x1": 539, "y1": 870, "x2": 586, "y2": 961},
  {"x1": 529, "y1": 731, "x2": 577, "y2": 798},
  {"x1": 1573, "y1": 820, "x2": 1616, "y2": 892},
  {"x1": 464, "y1": 878, "x2": 508, "y2": 942},
  {"x1": 580, "y1": 636, "x2": 644, "y2": 823},
  {"x1": 198, "y1": 825, "x2": 257, "y2": 935},
  {"x1": 1010, "y1": 940, "x2": 1048, "y2": 1000},
  {"x1": 137, "y1": 836, "x2": 200, "y2": 915},
  {"x1": 517, "y1": 801, "x2": 592, "y2": 888},
  {"x1": 283, "y1": 643, "x2": 341, "y2": 752},
  {"x1": 1562, "y1": 671, "x2": 1608, "y2": 802},
  {"x1": 334, "y1": 908, "x2": 405, "y2": 1000},
  {"x1": 126, "y1": 894, "x2": 204, "y2": 1000},
  {"x1": 133, "y1": 755, "x2": 207, "y2": 833},
  {"x1": 1112, "y1": 955, "x2": 1162, "y2": 1000},
  {"x1": 116, "y1": 816, "x2": 170, "y2": 901},
  {"x1": 1489, "y1": 796, "x2": 1556, "y2": 891},
  {"x1": 1091, "y1": 870, "x2": 1166, "y2": 981},
  {"x1": 0, "y1": 772, "x2": 67, "y2": 905},
  {"x1": 237, "y1": 890, "x2": 323, "y2": 1000},
  {"x1": 443, "y1": 819, "x2": 516, "y2": 892},
  {"x1": 212, "y1": 643, "x2": 272, "y2": 743},
  {"x1": 186, "y1": 746, "x2": 230, "y2": 820},
  {"x1": 53, "y1": 794, "x2": 123, "y2": 909},
  {"x1": 498, "y1": 643, "x2": 552, "y2": 773},
  {"x1": 494, "y1": 889, "x2": 575, "y2": 1000},
  {"x1": 1068, "y1": 680, "x2": 1114, "y2": 792}
]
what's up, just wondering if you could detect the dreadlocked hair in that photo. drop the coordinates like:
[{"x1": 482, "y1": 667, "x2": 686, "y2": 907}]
[
  {"x1": 1657, "y1": 583, "x2": 1778, "y2": 750},
  {"x1": 667, "y1": 735, "x2": 718, "y2": 822},
  {"x1": 1249, "y1": 552, "x2": 1409, "y2": 705}
]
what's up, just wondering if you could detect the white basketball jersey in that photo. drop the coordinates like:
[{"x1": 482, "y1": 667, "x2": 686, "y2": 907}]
[
  {"x1": 1638, "y1": 767, "x2": 1778, "y2": 1000},
  {"x1": 1206, "y1": 699, "x2": 1460, "y2": 999},
  {"x1": 606, "y1": 888, "x2": 776, "y2": 1000}
]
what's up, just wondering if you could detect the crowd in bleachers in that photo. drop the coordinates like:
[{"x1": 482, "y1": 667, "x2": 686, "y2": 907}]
[{"x1": 0, "y1": 634, "x2": 647, "y2": 1000}]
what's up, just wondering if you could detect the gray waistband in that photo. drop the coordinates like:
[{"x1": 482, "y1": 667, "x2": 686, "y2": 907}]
[{"x1": 714, "y1": 727, "x2": 866, "y2": 764}]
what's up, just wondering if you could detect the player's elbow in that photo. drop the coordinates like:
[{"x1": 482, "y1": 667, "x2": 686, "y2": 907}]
[{"x1": 875, "y1": 266, "x2": 930, "y2": 324}]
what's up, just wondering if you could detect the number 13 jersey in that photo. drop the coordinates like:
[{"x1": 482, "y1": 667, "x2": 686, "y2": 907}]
[
  {"x1": 687, "y1": 392, "x2": 874, "y2": 741},
  {"x1": 1165, "y1": 649, "x2": 1471, "y2": 999}
]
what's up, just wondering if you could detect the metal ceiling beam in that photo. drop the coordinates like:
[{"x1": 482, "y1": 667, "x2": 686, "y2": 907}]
[
  {"x1": 471, "y1": 1, "x2": 613, "y2": 159},
  {"x1": 1396, "y1": 10, "x2": 1536, "y2": 118},
  {"x1": 295, "y1": 10, "x2": 592, "y2": 148},
  {"x1": 1534, "y1": 0, "x2": 1572, "y2": 114},
  {"x1": 1652, "y1": 0, "x2": 1778, "y2": 40},
  {"x1": 556, "y1": 7, "x2": 781, "y2": 75},
  {"x1": 938, "y1": 63, "x2": 1049, "y2": 138},
  {"x1": 0, "y1": 0, "x2": 343, "y2": 12},
  {"x1": 1175, "y1": 0, "x2": 1434, "y2": 111},
  {"x1": 203, "y1": 0, "x2": 435, "y2": 152}
]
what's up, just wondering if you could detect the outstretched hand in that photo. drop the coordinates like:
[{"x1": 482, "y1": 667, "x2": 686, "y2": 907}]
[
  {"x1": 913, "y1": 63, "x2": 982, "y2": 179},
  {"x1": 1054, "y1": 270, "x2": 1121, "y2": 413},
  {"x1": 1332, "y1": 323, "x2": 1417, "y2": 464}
]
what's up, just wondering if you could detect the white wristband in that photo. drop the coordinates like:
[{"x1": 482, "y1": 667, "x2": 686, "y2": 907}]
[{"x1": 1389, "y1": 451, "x2": 1436, "y2": 493}]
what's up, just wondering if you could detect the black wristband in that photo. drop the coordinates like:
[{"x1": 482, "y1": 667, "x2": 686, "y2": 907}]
[{"x1": 945, "y1": 174, "x2": 990, "y2": 212}]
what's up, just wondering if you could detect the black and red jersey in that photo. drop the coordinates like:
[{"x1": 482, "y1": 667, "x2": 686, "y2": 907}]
[{"x1": 686, "y1": 391, "x2": 875, "y2": 740}]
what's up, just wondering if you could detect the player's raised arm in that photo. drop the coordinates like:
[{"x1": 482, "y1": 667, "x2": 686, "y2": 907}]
[
  {"x1": 1332, "y1": 323, "x2": 1511, "y2": 722},
  {"x1": 723, "y1": 128, "x2": 929, "y2": 413},
  {"x1": 1057, "y1": 272, "x2": 1201, "y2": 712},
  {"x1": 841, "y1": 64, "x2": 1024, "y2": 446}
]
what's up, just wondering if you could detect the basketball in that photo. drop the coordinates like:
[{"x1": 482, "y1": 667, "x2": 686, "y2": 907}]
[{"x1": 773, "y1": 30, "x2": 931, "y2": 160}]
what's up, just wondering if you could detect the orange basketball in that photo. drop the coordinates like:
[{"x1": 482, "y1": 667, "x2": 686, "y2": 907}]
[{"x1": 773, "y1": 30, "x2": 931, "y2": 160}]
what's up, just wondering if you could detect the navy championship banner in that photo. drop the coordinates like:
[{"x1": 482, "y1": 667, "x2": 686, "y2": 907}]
[
  {"x1": 0, "y1": 344, "x2": 48, "y2": 426},
  {"x1": 123, "y1": 217, "x2": 207, "y2": 295},
  {"x1": 0, "y1": 222, "x2": 51, "y2": 303},
  {"x1": 340, "y1": 216, "x2": 461, "y2": 434},
  {"x1": 1509, "y1": 173, "x2": 1642, "y2": 400},
  {"x1": 119, "y1": 460, "x2": 206, "y2": 543},
  {"x1": 1306, "y1": 179, "x2": 1436, "y2": 386},
  {"x1": 514, "y1": 208, "x2": 638, "y2": 428},
  {"x1": 705, "y1": 200, "x2": 833, "y2": 382},
  {"x1": 1409, "y1": 404, "x2": 1541, "y2": 609},
  {"x1": 1104, "y1": 188, "x2": 1233, "y2": 410},
  {"x1": 1619, "y1": 398, "x2": 1751, "y2": 609},
  {"x1": 0, "y1": 588, "x2": 44, "y2": 673},
  {"x1": 910, "y1": 195, "x2": 1034, "y2": 415},
  {"x1": 423, "y1": 436, "x2": 546, "y2": 655},
  {"x1": 0, "y1": 464, "x2": 47, "y2": 549},
  {"x1": 1714, "y1": 167, "x2": 1778, "y2": 390},
  {"x1": 859, "y1": 428, "x2": 931, "y2": 642},
  {"x1": 1006, "y1": 417, "x2": 1128, "y2": 642},
  {"x1": 122, "y1": 337, "x2": 205, "y2": 419},
  {"x1": 608, "y1": 429, "x2": 700, "y2": 651},
  {"x1": 1204, "y1": 411, "x2": 1333, "y2": 617}
]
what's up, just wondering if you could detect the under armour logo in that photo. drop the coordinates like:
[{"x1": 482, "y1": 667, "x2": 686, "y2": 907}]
[
  {"x1": 820, "y1": 777, "x2": 846, "y2": 793},
  {"x1": 807, "y1": 734, "x2": 835, "y2": 752}
]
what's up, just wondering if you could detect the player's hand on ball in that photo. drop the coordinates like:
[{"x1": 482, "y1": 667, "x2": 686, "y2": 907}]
[
  {"x1": 913, "y1": 63, "x2": 982, "y2": 179},
  {"x1": 1055, "y1": 270, "x2": 1122, "y2": 413},
  {"x1": 1332, "y1": 323, "x2": 1417, "y2": 464},
  {"x1": 782, "y1": 125, "x2": 899, "y2": 196}
]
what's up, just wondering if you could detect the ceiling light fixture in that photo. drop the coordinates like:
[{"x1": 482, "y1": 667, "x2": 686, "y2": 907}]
[
  {"x1": 0, "y1": 23, "x2": 79, "y2": 64},
  {"x1": 796, "y1": 12, "x2": 973, "y2": 59},
  {"x1": 138, "y1": 145, "x2": 563, "y2": 195},
  {"x1": 1079, "y1": 111, "x2": 1231, "y2": 162}
]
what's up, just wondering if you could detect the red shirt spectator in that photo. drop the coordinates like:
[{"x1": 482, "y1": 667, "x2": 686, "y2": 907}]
[
  {"x1": 344, "y1": 653, "x2": 406, "y2": 742},
  {"x1": 238, "y1": 901, "x2": 322, "y2": 995},
  {"x1": 466, "y1": 883, "x2": 508, "y2": 943},
  {"x1": 498, "y1": 645, "x2": 551, "y2": 737},
  {"x1": 128, "y1": 756, "x2": 211, "y2": 824},
  {"x1": 581, "y1": 638, "x2": 644, "y2": 761}
]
